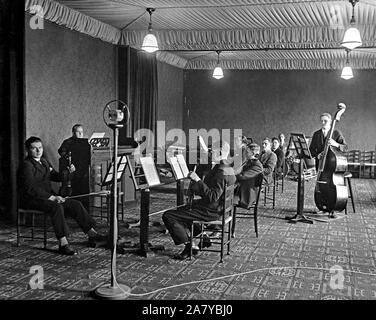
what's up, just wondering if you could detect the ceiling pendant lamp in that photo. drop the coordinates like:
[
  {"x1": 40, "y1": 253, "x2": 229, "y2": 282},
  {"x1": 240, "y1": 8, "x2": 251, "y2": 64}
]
[
  {"x1": 341, "y1": 0, "x2": 362, "y2": 50},
  {"x1": 141, "y1": 8, "x2": 158, "y2": 53},
  {"x1": 212, "y1": 51, "x2": 224, "y2": 79},
  {"x1": 341, "y1": 49, "x2": 354, "y2": 80}
]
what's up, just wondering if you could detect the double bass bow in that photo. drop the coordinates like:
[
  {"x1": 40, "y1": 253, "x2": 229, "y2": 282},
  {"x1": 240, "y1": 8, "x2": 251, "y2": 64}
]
[{"x1": 314, "y1": 103, "x2": 348, "y2": 214}]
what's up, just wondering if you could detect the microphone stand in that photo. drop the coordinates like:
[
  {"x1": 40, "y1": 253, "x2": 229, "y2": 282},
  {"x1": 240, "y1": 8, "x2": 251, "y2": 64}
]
[{"x1": 94, "y1": 123, "x2": 130, "y2": 300}]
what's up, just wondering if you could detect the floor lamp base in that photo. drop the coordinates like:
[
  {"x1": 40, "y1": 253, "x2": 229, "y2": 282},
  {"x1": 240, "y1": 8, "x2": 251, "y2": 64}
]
[{"x1": 94, "y1": 284, "x2": 131, "y2": 300}]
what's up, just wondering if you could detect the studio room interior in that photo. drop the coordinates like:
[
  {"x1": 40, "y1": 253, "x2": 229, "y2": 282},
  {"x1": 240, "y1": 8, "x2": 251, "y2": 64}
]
[{"x1": 0, "y1": 0, "x2": 375, "y2": 303}]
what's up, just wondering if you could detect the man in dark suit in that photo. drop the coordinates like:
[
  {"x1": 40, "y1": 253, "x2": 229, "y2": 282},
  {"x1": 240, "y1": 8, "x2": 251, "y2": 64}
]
[
  {"x1": 260, "y1": 138, "x2": 277, "y2": 184},
  {"x1": 58, "y1": 124, "x2": 91, "y2": 212},
  {"x1": 162, "y1": 141, "x2": 236, "y2": 260},
  {"x1": 309, "y1": 112, "x2": 347, "y2": 170},
  {"x1": 235, "y1": 143, "x2": 263, "y2": 208},
  {"x1": 271, "y1": 137, "x2": 285, "y2": 178},
  {"x1": 20, "y1": 136, "x2": 106, "y2": 255}
]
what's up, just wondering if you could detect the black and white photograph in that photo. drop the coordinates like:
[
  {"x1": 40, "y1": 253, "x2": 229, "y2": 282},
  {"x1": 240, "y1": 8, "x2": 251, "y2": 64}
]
[{"x1": 1, "y1": 0, "x2": 376, "y2": 310}]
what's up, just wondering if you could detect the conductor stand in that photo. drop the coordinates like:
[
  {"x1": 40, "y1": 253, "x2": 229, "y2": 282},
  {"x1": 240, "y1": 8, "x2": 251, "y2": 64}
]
[
  {"x1": 285, "y1": 133, "x2": 316, "y2": 224},
  {"x1": 94, "y1": 100, "x2": 131, "y2": 300}
]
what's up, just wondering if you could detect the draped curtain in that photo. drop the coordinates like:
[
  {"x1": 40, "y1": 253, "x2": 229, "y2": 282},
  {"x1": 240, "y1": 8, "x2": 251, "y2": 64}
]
[
  {"x1": 0, "y1": 0, "x2": 25, "y2": 221},
  {"x1": 129, "y1": 48, "x2": 158, "y2": 142}
]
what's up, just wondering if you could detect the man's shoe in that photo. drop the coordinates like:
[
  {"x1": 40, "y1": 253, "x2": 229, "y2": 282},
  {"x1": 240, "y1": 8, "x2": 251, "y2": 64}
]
[
  {"x1": 174, "y1": 244, "x2": 198, "y2": 260},
  {"x1": 198, "y1": 234, "x2": 212, "y2": 249},
  {"x1": 58, "y1": 245, "x2": 77, "y2": 256}
]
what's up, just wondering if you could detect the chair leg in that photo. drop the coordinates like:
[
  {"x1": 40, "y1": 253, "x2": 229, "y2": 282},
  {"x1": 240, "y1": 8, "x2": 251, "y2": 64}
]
[
  {"x1": 17, "y1": 210, "x2": 20, "y2": 247},
  {"x1": 220, "y1": 222, "x2": 225, "y2": 263},
  {"x1": 190, "y1": 223, "x2": 194, "y2": 260},
  {"x1": 272, "y1": 184, "x2": 276, "y2": 209},
  {"x1": 282, "y1": 175, "x2": 284, "y2": 193},
  {"x1": 227, "y1": 220, "x2": 231, "y2": 255},
  {"x1": 347, "y1": 178, "x2": 356, "y2": 213},
  {"x1": 31, "y1": 212, "x2": 35, "y2": 240},
  {"x1": 254, "y1": 207, "x2": 258, "y2": 238},
  {"x1": 231, "y1": 206, "x2": 237, "y2": 238},
  {"x1": 263, "y1": 186, "x2": 266, "y2": 206},
  {"x1": 43, "y1": 214, "x2": 47, "y2": 249}
]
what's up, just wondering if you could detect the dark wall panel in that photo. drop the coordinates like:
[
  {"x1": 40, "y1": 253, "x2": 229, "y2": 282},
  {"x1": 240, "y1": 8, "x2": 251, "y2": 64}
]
[
  {"x1": 184, "y1": 70, "x2": 376, "y2": 151},
  {"x1": 25, "y1": 16, "x2": 116, "y2": 167},
  {"x1": 157, "y1": 61, "x2": 184, "y2": 134}
]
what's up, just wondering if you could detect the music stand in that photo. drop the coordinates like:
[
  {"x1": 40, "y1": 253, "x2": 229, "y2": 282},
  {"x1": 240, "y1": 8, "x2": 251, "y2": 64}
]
[
  {"x1": 101, "y1": 154, "x2": 128, "y2": 186},
  {"x1": 285, "y1": 133, "x2": 316, "y2": 224}
]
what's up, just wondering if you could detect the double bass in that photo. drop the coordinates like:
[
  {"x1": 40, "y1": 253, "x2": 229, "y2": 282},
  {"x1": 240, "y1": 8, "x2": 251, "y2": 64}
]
[{"x1": 314, "y1": 103, "x2": 348, "y2": 213}]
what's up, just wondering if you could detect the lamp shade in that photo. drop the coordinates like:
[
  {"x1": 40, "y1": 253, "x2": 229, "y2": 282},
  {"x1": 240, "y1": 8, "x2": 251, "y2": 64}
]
[
  {"x1": 341, "y1": 27, "x2": 362, "y2": 50},
  {"x1": 212, "y1": 66, "x2": 224, "y2": 79},
  {"x1": 341, "y1": 66, "x2": 354, "y2": 80},
  {"x1": 141, "y1": 33, "x2": 158, "y2": 53}
]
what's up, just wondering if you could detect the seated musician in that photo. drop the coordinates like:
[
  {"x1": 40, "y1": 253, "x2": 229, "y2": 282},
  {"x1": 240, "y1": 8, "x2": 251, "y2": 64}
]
[
  {"x1": 235, "y1": 143, "x2": 263, "y2": 208},
  {"x1": 260, "y1": 138, "x2": 277, "y2": 184},
  {"x1": 232, "y1": 135, "x2": 248, "y2": 170},
  {"x1": 20, "y1": 137, "x2": 107, "y2": 255},
  {"x1": 309, "y1": 112, "x2": 348, "y2": 171},
  {"x1": 162, "y1": 141, "x2": 236, "y2": 260},
  {"x1": 271, "y1": 137, "x2": 285, "y2": 178},
  {"x1": 58, "y1": 124, "x2": 91, "y2": 212}
]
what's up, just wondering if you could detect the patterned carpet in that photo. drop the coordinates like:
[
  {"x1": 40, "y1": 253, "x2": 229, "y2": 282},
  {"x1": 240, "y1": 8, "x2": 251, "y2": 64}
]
[{"x1": 1, "y1": 177, "x2": 376, "y2": 301}]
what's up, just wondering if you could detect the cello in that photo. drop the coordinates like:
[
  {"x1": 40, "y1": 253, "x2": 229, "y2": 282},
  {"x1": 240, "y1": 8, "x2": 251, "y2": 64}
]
[{"x1": 314, "y1": 103, "x2": 348, "y2": 214}]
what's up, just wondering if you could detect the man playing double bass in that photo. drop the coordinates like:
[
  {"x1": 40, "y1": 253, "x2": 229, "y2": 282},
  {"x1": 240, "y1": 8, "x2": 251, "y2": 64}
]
[{"x1": 309, "y1": 112, "x2": 348, "y2": 171}]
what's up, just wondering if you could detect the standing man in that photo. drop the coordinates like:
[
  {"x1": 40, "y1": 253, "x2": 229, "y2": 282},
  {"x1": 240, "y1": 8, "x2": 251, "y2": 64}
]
[
  {"x1": 58, "y1": 124, "x2": 91, "y2": 213},
  {"x1": 309, "y1": 113, "x2": 347, "y2": 171},
  {"x1": 20, "y1": 137, "x2": 107, "y2": 255}
]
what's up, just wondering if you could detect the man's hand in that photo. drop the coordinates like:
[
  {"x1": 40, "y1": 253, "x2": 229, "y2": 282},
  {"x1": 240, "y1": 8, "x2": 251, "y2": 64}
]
[
  {"x1": 328, "y1": 138, "x2": 340, "y2": 148},
  {"x1": 188, "y1": 171, "x2": 201, "y2": 182},
  {"x1": 48, "y1": 195, "x2": 66, "y2": 203},
  {"x1": 68, "y1": 164, "x2": 76, "y2": 173}
]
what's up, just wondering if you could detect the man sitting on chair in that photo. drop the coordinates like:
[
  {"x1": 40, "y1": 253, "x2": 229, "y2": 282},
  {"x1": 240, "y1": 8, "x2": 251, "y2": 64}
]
[
  {"x1": 162, "y1": 141, "x2": 236, "y2": 260},
  {"x1": 235, "y1": 143, "x2": 263, "y2": 209},
  {"x1": 260, "y1": 138, "x2": 277, "y2": 184},
  {"x1": 271, "y1": 137, "x2": 285, "y2": 178},
  {"x1": 20, "y1": 136, "x2": 107, "y2": 255}
]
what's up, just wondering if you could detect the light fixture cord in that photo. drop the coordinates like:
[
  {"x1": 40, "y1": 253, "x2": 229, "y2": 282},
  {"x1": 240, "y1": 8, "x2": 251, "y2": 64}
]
[{"x1": 147, "y1": 8, "x2": 154, "y2": 32}]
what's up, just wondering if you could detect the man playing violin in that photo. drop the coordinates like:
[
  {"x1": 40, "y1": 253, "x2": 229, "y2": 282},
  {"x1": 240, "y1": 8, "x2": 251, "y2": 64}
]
[
  {"x1": 20, "y1": 136, "x2": 107, "y2": 255},
  {"x1": 162, "y1": 141, "x2": 236, "y2": 260},
  {"x1": 58, "y1": 124, "x2": 91, "y2": 212},
  {"x1": 309, "y1": 113, "x2": 348, "y2": 171}
]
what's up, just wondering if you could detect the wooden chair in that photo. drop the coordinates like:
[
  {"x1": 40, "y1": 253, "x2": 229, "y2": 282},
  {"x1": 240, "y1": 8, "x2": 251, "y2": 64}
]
[
  {"x1": 263, "y1": 171, "x2": 276, "y2": 208},
  {"x1": 190, "y1": 184, "x2": 235, "y2": 263},
  {"x1": 346, "y1": 150, "x2": 361, "y2": 178},
  {"x1": 17, "y1": 208, "x2": 48, "y2": 249},
  {"x1": 361, "y1": 150, "x2": 376, "y2": 178},
  {"x1": 275, "y1": 160, "x2": 285, "y2": 193},
  {"x1": 232, "y1": 173, "x2": 264, "y2": 238}
]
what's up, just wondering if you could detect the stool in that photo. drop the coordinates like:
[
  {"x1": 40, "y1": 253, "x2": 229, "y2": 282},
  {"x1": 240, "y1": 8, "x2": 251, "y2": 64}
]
[
  {"x1": 344, "y1": 172, "x2": 355, "y2": 214},
  {"x1": 17, "y1": 208, "x2": 48, "y2": 248}
]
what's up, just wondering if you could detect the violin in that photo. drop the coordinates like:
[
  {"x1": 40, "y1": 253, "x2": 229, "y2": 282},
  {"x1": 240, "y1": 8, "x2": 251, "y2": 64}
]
[
  {"x1": 314, "y1": 103, "x2": 348, "y2": 213},
  {"x1": 59, "y1": 151, "x2": 73, "y2": 197}
]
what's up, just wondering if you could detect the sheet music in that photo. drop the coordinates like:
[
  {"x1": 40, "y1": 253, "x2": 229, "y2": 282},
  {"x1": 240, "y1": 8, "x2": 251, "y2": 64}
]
[
  {"x1": 169, "y1": 157, "x2": 184, "y2": 180},
  {"x1": 89, "y1": 132, "x2": 105, "y2": 141},
  {"x1": 140, "y1": 155, "x2": 160, "y2": 187},
  {"x1": 103, "y1": 156, "x2": 127, "y2": 185},
  {"x1": 176, "y1": 154, "x2": 189, "y2": 178}
]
